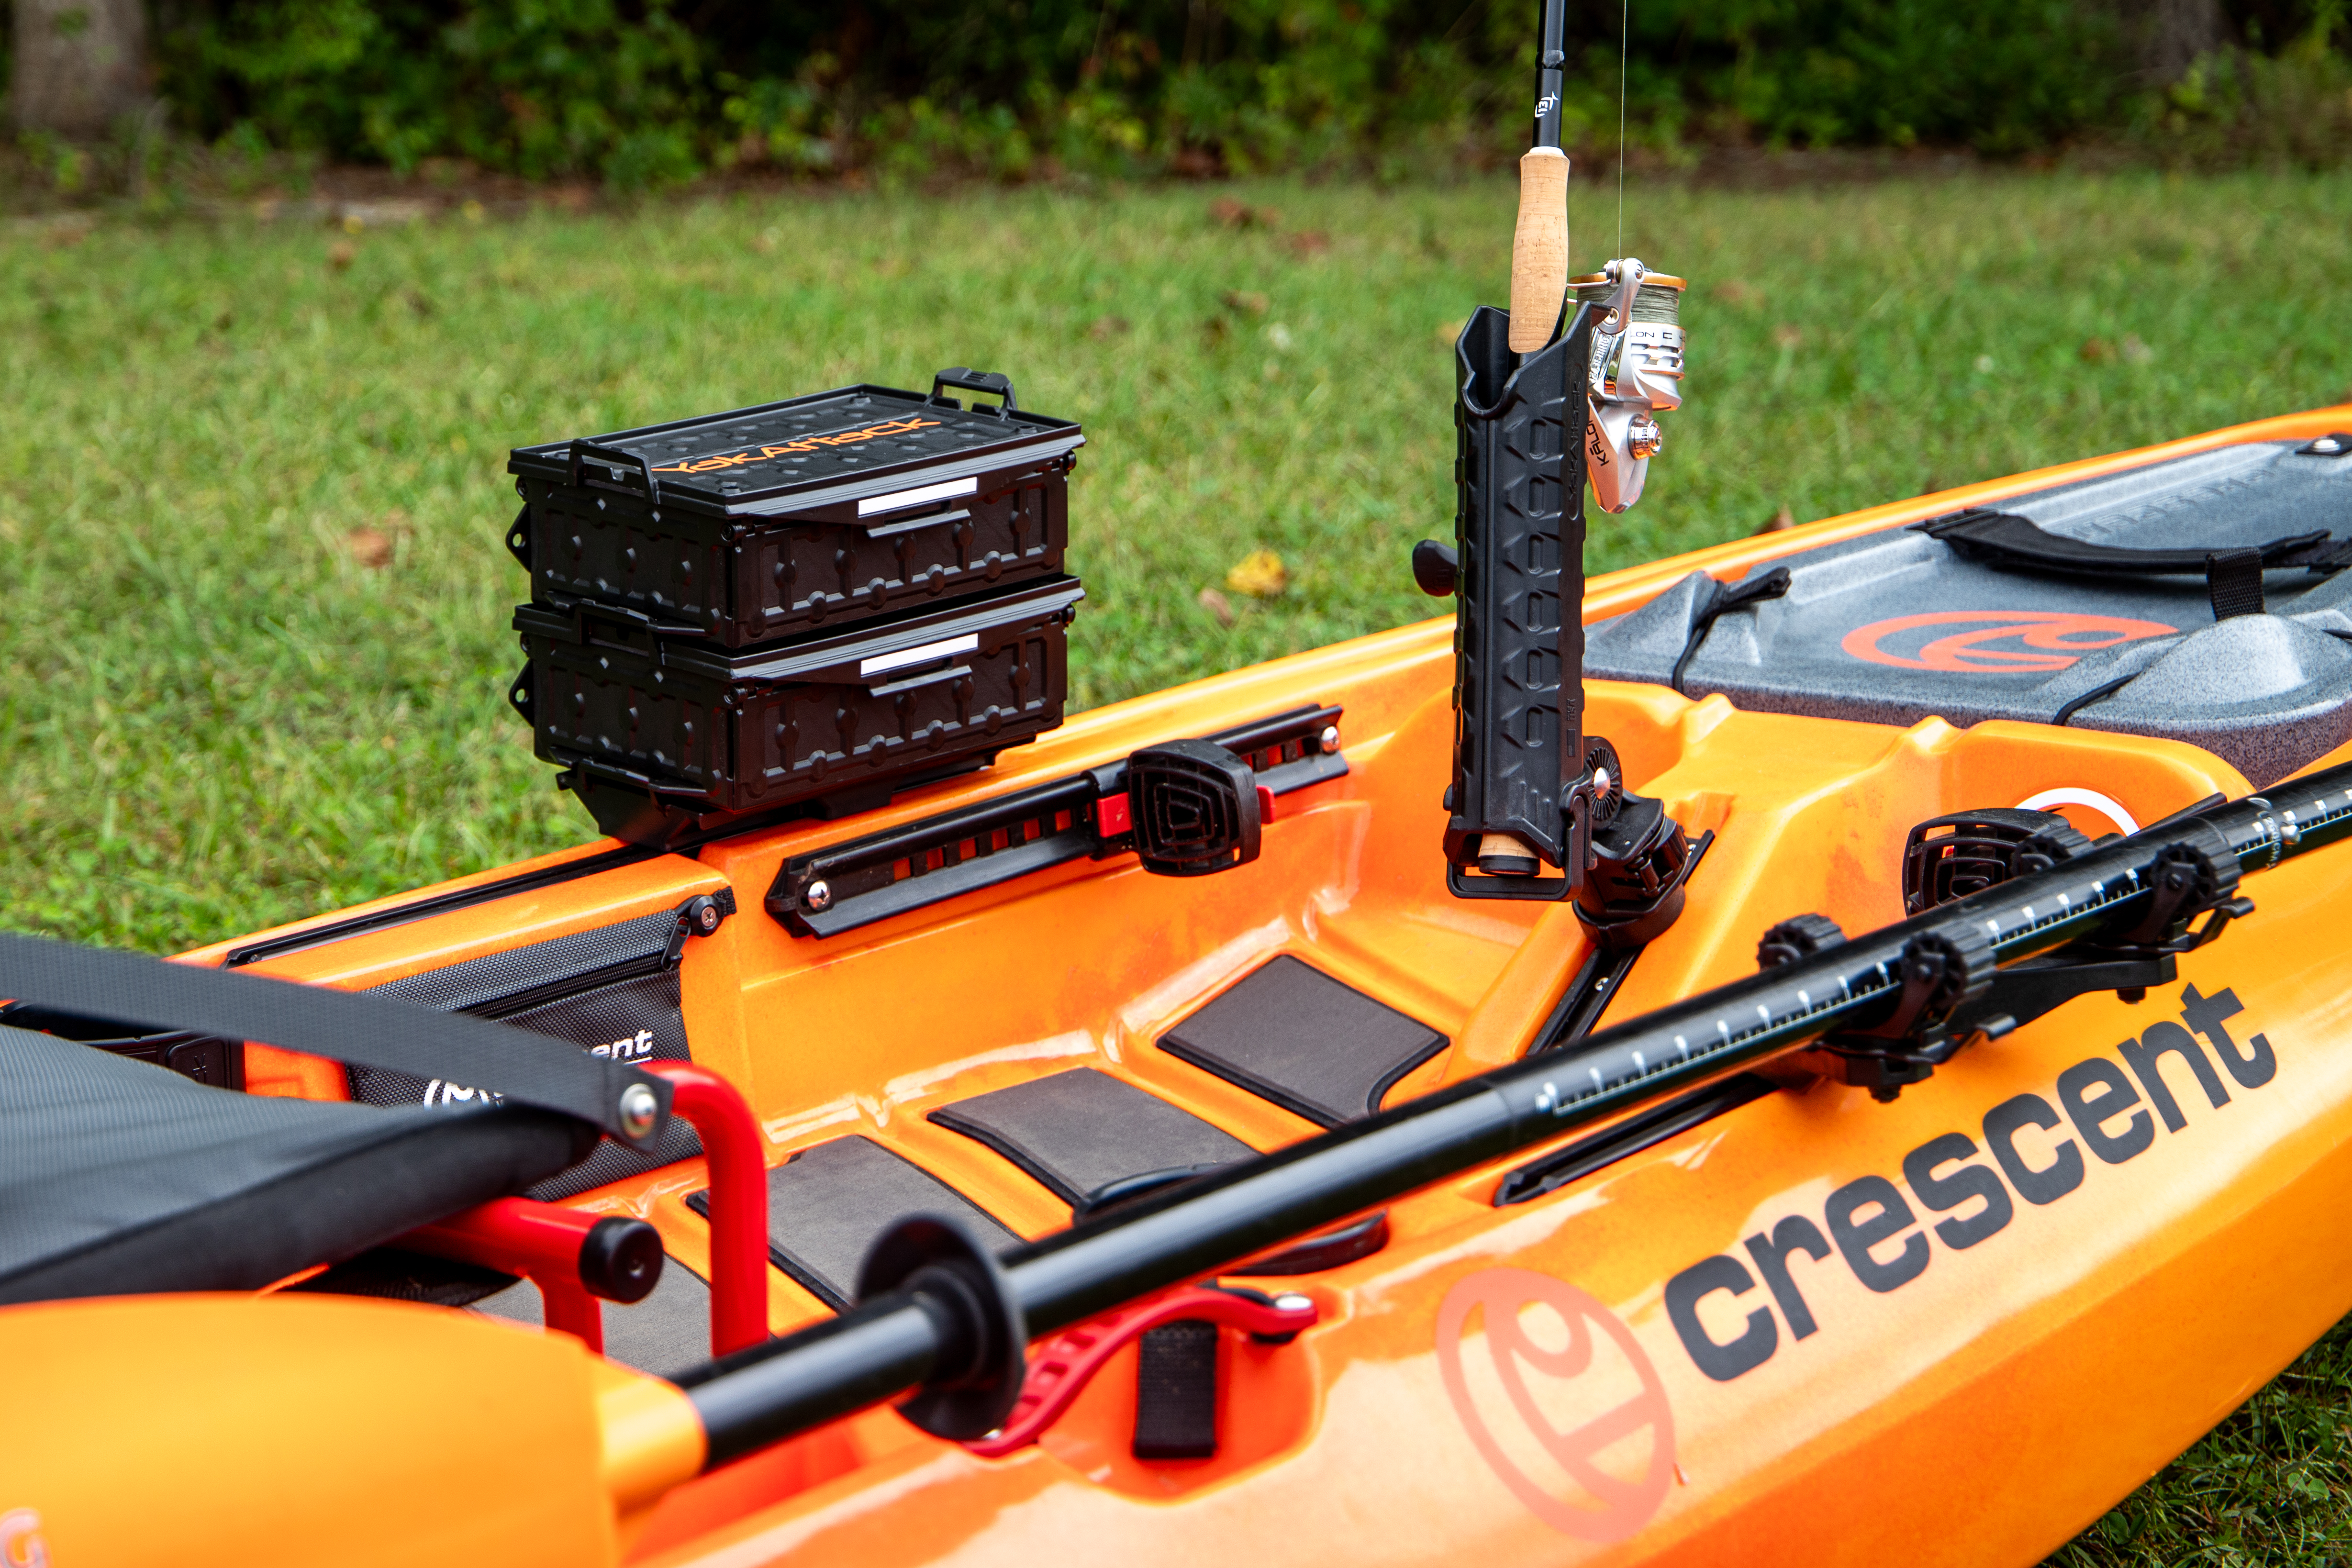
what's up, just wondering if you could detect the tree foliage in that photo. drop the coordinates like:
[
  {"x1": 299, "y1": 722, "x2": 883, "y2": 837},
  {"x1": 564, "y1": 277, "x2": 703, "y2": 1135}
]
[{"x1": 5, "y1": 0, "x2": 2335, "y2": 183}]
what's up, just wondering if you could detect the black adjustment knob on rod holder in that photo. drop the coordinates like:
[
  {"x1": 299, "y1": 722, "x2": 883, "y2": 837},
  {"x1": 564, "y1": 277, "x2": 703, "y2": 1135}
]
[{"x1": 1411, "y1": 540, "x2": 1459, "y2": 597}]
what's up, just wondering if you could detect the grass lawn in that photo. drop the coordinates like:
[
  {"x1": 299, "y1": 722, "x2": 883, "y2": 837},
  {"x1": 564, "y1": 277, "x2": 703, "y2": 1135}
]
[{"x1": 4, "y1": 170, "x2": 2351, "y2": 1559}]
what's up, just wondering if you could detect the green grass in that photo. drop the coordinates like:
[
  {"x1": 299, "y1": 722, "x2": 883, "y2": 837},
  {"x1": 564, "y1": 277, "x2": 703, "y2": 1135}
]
[{"x1": 3, "y1": 172, "x2": 2351, "y2": 1558}]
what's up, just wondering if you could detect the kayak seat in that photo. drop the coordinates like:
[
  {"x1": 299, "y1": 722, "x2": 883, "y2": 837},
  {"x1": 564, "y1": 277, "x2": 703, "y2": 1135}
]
[
  {"x1": 0, "y1": 1025, "x2": 592, "y2": 1307},
  {"x1": 1158, "y1": 956, "x2": 1449, "y2": 1128},
  {"x1": 693, "y1": 1134, "x2": 1020, "y2": 1311},
  {"x1": 930, "y1": 1067, "x2": 1258, "y2": 1206}
]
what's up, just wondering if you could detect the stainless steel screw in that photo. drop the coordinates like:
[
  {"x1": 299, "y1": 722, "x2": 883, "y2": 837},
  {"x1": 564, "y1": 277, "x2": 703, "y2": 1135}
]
[
  {"x1": 1318, "y1": 724, "x2": 1342, "y2": 754},
  {"x1": 618, "y1": 1082, "x2": 660, "y2": 1140},
  {"x1": 806, "y1": 879, "x2": 834, "y2": 912},
  {"x1": 693, "y1": 899, "x2": 722, "y2": 934}
]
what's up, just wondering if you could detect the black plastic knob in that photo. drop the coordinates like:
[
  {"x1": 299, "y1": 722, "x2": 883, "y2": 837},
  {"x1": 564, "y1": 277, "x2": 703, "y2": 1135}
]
[
  {"x1": 577, "y1": 1215, "x2": 666, "y2": 1303},
  {"x1": 1411, "y1": 539, "x2": 1459, "y2": 597}
]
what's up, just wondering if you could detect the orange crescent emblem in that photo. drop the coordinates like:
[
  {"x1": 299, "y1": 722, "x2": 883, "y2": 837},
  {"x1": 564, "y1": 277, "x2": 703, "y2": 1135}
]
[
  {"x1": 1840, "y1": 611, "x2": 2174, "y2": 673},
  {"x1": 1436, "y1": 1268, "x2": 1676, "y2": 1542}
]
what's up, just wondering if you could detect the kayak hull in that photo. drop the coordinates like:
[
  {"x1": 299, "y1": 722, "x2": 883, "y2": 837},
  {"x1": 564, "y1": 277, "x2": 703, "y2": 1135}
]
[{"x1": 11, "y1": 404, "x2": 2352, "y2": 1568}]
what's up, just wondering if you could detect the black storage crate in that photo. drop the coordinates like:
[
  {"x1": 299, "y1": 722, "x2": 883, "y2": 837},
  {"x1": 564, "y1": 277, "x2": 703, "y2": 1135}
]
[
  {"x1": 507, "y1": 370, "x2": 1081, "y2": 648},
  {"x1": 513, "y1": 576, "x2": 1083, "y2": 845}
]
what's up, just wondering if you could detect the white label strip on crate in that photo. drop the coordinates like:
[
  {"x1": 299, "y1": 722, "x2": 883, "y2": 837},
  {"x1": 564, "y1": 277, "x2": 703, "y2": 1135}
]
[
  {"x1": 859, "y1": 634, "x2": 980, "y2": 679},
  {"x1": 857, "y1": 476, "x2": 978, "y2": 517}
]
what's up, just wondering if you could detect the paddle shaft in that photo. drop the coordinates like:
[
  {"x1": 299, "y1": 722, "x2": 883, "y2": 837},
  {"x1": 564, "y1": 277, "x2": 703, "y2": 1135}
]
[
  {"x1": 1507, "y1": 0, "x2": 1572, "y2": 354},
  {"x1": 679, "y1": 762, "x2": 2352, "y2": 1465}
]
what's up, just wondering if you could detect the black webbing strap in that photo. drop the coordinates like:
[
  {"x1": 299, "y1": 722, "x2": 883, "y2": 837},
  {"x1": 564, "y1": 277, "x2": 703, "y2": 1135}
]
[
  {"x1": 2207, "y1": 548, "x2": 2266, "y2": 620},
  {"x1": 0, "y1": 933, "x2": 671, "y2": 1148},
  {"x1": 1671, "y1": 567, "x2": 1793, "y2": 695},
  {"x1": 1917, "y1": 509, "x2": 2339, "y2": 587}
]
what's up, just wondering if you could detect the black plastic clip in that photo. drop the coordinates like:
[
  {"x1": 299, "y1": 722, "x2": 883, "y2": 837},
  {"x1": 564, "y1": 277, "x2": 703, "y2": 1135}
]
[
  {"x1": 2100, "y1": 823, "x2": 2251, "y2": 957},
  {"x1": 857, "y1": 1214, "x2": 1028, "y2": 1441},
  {"x1": 1818, "y1": 923, "x2": 1997, "y2": 1101},
  {"x1": 661, "y1": 889, "x2": 737, "y2": 966}
]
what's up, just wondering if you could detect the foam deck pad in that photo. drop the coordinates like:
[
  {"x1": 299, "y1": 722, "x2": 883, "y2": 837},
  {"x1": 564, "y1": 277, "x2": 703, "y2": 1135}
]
[
  {"x1": 929, "y1": 1068, "x2": 1256, "y2": 1206},
  {"x1": 1157, "y1": 955, "x2": 1449, "y2": 1127},
  {"x1": 692, "y1": 1134, "x2": 1019, "y2": 1312}
]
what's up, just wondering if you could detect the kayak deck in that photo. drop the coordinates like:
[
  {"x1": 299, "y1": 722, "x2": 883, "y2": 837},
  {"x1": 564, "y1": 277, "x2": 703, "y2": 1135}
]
[{"x1": 141, "y1": 406, "x2": 2352, "y2": 1565}]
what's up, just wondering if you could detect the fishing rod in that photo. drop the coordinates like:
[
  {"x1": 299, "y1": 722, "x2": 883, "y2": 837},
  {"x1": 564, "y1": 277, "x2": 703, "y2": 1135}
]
[
  {"x1": 1507, "y1": 0, "x2": 1573, "y2": 354},
  {"x1": 1424, "y1": 0, "x2": 1694, "y2": 907},
  {"x1": 673, "y1": 763, "x2": 2352, "y2": 1466}
]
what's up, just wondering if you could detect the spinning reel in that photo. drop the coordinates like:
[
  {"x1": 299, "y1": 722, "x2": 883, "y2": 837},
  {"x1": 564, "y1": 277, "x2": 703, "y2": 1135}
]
[{"x1": 1574, "y1": 260, "x2": 1686, "y2": 515}]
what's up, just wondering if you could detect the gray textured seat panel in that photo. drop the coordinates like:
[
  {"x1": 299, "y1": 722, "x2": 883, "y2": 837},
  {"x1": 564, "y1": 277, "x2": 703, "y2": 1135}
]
[
  {"x1": 929, "y1": 1067, "x2": 1258, "y2": 1204},
  {"x1": 1157, "y1": 956, "x2": 1449, "y2": 1128},
  {"x1": 693, "y1": 1134, "x2": 1020, "y2": 1311},
  {"x1": 1583, "y1": 440, "x2": 2352, "y2": 784}
]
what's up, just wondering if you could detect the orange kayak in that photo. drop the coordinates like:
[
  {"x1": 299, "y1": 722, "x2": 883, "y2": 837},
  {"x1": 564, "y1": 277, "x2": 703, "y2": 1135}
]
[{"x1": 7, "y1": 402, "x2": 2352, "y2": 1568}]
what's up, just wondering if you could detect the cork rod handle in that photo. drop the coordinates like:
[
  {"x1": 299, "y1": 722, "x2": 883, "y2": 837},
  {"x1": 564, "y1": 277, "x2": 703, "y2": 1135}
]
[{"x1": 1507, "y1": 147, "x2": 1571, "y2": 354}]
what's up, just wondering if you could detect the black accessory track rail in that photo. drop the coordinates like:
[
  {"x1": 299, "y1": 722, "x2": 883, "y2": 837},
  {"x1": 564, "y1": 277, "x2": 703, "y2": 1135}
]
[
  {"x1": 766, "y1": 705, "x2": 1347, "y2": 938},
  {"x1": 678, "y1": 761, "x2": 2352, "y2": 1467}
]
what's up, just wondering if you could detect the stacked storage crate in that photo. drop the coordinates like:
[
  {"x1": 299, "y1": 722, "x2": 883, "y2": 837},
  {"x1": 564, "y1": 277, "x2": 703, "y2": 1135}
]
[{"x1": 505, "y1": 369, "x2": 1085, "y2": 848}]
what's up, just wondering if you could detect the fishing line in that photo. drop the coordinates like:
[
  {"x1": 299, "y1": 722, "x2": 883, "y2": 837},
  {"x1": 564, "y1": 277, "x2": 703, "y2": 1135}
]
[{"x1": 1617, "y1": 0, "x2": 1628, "y2": 258}]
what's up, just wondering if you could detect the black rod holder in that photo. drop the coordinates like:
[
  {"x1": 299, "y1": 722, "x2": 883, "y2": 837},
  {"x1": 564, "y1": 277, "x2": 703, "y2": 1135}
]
[
  {"x1": 677, "y1": 762, "x2": 2352, "y2": 1468},
  {"x1": 1438, "y1": 302, "x2": 1597, "y2": 896}
]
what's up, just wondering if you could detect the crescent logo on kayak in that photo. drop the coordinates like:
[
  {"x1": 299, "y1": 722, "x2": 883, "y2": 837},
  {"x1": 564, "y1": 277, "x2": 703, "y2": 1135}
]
[
  {"x1": 1663, "y1": 983, "x2": 2274, "y2": 1382},
  {"x1": 1840, "y1": 611, "x2": 2174, "y2": 672},
  {"x1": 0, "y1": 1509, "x2": 47, "y2": 1568},
  {"x1": 1435, "y1": 1268, "x2": 1676, "y2": 1541},
  {"x1": 649, "y1": 416, "x2": 943, "y2": 476}
]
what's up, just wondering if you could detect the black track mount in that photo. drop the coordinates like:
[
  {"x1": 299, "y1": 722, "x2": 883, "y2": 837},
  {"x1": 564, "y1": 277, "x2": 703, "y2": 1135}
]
[{"x1": 1759, "y1": 805, "x2": 2256, "y2": 1101}]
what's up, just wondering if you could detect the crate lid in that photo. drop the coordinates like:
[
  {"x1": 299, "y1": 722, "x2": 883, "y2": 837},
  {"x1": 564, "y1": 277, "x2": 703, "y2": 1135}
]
[{"x1": 508, "y1": 372, "x2": 1081, "y2": 518}]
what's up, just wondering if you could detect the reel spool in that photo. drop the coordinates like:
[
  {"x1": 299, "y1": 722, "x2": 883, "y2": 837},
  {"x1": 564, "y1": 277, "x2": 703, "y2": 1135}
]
[{"x1": 1573, "y1": 263, "x2": 1685, "y2": 514}]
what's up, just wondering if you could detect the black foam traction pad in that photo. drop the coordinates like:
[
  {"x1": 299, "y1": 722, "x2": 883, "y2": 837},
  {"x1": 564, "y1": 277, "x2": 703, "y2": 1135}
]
[
  {"x1": 1156, "y1": 955, "x2": 1449, "y2": 1128},
  {"x1": 928, "y1": 1067, "x2": 1258, "y2": 1206},
  {"x1": 691, "y1": 1134, "x2": 1019, "y2": 1312}
]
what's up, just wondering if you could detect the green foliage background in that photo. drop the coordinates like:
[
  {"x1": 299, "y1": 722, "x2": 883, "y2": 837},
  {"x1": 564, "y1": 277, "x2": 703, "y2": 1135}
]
[{"x1": 1, "y1": 0, "x2": 2339, "y2": 186}]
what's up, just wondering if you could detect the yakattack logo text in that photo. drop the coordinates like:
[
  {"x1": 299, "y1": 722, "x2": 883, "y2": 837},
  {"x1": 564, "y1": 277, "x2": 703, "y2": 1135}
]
[
  {"x1": 1840, "y1": 611, "x2": 2174, "y2": 673},
  {"x1": 1664, "y1": 983, "x2": 2273, "y2": 1381},
  {"x1": 1437, "y1": 1270, "x2": 1676, "y2": 1542},
  {"x1": 650, "y1": 416, "x2": 941, "y2": 476}
]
